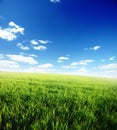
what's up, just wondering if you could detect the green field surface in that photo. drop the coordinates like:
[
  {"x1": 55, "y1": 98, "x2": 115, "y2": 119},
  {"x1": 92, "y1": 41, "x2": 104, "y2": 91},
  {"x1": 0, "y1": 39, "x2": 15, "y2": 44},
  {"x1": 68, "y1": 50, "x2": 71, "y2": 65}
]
[{"x1": 0, "y1": 72, "x2": 117, "y2": 130}]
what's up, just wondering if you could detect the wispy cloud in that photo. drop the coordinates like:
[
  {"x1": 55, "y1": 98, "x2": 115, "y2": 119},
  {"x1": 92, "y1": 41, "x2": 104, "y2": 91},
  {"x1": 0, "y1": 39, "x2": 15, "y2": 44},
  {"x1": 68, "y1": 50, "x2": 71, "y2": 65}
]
[
  {"x1": 99, "y1": 63, "x2": 117, "y2": 69},
  {"x1": 85, "y1": 46, "x2": 101, "y2": 51},
  {"x1": 77, "y1": 67, "x2": 88, "y2": 75},
  {"x1": 0, "y1": 54, "x2": 4, "y2": 59},
  {"x1": 62, "y1": 59, "x2": 94, "y2": 69},
  {"x1": 79, "y1": 60, "x2": 94, "y2": 65},
  {"x1": 30, "y1": 39, "x2": 51, "y2": 45},
  {"x1": 0, "y1": 21, "x2": 24, "y2": 41},
  {"x1": 38, "y1": 40, "x2": 51, "y2": 44},
  {"x1": 90, "y1": 46, "x2": 101, "y2": 51},
  {"x1": 109, "y1": 56, "x2": 116, "y2": 61},
  {"x1": 36, "y1": 63, "x2": 55, "y2": 73},
  {"x1": 33, "y1": 45, "x2": 47, "y2": 51},
  {"x1": 62, "y1": 65, "x2": 71, "y2": 69},
  {"x1": 23, "y1": 63, "x2": 55, "y2": 73},
  {"x1": 38, "y1": 63, "x2": 53, "y2": 68},
  {"x1": 58, "y1": 56, "x2": 69, "y2": 63},
  {"x1": 7, "y1": 54, "x2": 38, "y2": 64},
  {"x1": 31, "y1": 39, "x2": 49, "y2": 51},
  {"x1": 71, "y1": 60, "x2": 94, "y2": 66},
  {"x1": 0, "y1": 60, "x2": 19, "y2": 70},
  {"x1": 17, "y1": 43, "x2": 30, "y2": 50},
  {"x1": 50, "y1": 0, "x2": 61, "y2": 3},
  {"x1": 29, "y1": 54, "x2": 38, "y2": 57},
  {"x1": 20, "y1": 52, "x2": 38, "y2": 58}
]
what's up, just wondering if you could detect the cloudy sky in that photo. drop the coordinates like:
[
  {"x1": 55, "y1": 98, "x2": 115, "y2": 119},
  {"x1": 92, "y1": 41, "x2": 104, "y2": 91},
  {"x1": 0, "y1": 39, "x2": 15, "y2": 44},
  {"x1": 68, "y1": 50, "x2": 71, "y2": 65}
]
[{"x1": 0, "y1": 0, "x2": 117, "y2": 77}]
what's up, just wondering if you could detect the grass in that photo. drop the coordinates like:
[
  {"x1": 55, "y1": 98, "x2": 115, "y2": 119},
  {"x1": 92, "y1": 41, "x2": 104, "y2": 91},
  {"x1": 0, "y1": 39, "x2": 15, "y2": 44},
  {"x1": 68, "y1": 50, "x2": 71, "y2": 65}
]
[{"x1": 0, "y1": 72, "x2": 117, "y2": 130}]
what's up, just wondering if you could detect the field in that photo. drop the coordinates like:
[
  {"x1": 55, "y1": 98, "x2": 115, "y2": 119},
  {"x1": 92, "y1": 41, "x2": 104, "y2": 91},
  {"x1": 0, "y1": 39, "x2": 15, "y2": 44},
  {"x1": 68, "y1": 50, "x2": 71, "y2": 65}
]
[{"x1": 0, "y1": 72, "x2": 117, "y2": 130}]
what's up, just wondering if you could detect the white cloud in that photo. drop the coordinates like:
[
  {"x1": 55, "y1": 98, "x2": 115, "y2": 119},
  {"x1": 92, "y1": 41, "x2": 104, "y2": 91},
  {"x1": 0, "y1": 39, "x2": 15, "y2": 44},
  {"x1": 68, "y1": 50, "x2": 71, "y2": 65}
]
[
  {"x1": 62, "y1": 66, "x2": 71, "y2": 69},
  {"x1": 58, "y1": 56, "x2": 69, "y2": 63},
  {"x1": 85, "y1": 46, "x2": 101, "y2": 51},
  {"x1": 36, "y1": 63, "x2": 54, "y2": 73},
  {"x1": 62, "y1": 60, "x2": 94, "y2": 69},
  {"x1": 29, "y1": 54, "x2": 38, "y2": 57},
  {"x1": 71, "y1": 62, "x2": 79, "y2": 66},
  {"x1": 30, "y1": 39, "x2": 51, "y2": 45},
  {"x1": 90, "y1": 46, "x2": 101, "y2": 51},
  {"x1": 30, "y1": 40, "x2": 39, "y2": 45},
  {"x1": 0, "y1": 60, "x2": 19, "y2": 70},
  {"x1": 109, "y1": 56, "x2": 116, "y2": 61},
  {"x1": 79, "y1": 60, "x2": 94, "y2": 65},
  {"x1": 9, "y1": 21, "x2": 24, "y2": 34},
  {"x1": 17, "y1": 43, "x2": 30, "y2": 50},
  {"x1": 99, "y1": 63, "x2": 117, "y2": 70},
  {"x1": 20, "y1": 52, "x2": 38, "y2": 58},
  {"x1": 33, "y1": 45, "x2": 47, "y2": 51},
  {"x1": 23, "y1": 63, "x2": 55, "y2": 73},
  {"x1": 105, "y1": 70, "x2": 117, "y2": 73},
  {"x1": 0, "y1": 27, "x2": 16, "y2": 41},
  {"x1": 38, "y1": 63, "x2": 53, "y2": 69},
  {"x1": 0, "y1": 21, "x2": 24, "y2": 41},
  {"x1": 71, "y1": 60, "x2": 94, "y2": 66},
  {"x1": 7, "y1": 54, "x2": 38, "y2": 64},
  {"x1": 77, "y1": 67, "x2": 88, "y2": 75},
  {"x1": 50, "y1": 0, "x2": 61, "y2": 3},
  {"x1": 38, "y1": 40, "x2": 51, "y2": 44},
  {"x1": 0, "y1": 54, "x2": 4, "y2": 59},
  {"x1": 97, "y1": 69, "x2": 117, "y2": 78}
]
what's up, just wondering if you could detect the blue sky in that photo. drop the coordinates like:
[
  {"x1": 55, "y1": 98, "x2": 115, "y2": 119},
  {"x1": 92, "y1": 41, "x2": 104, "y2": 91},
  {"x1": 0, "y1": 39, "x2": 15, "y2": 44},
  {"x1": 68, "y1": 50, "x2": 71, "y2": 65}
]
[{"x1": 0, "y1": 0, "x2": 117, "y2": 77}]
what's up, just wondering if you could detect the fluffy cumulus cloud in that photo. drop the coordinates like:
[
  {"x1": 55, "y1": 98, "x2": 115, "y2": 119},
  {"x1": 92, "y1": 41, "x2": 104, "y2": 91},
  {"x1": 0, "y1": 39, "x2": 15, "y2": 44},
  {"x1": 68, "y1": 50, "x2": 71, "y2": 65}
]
[
  {"x1": 0, "y1": 21, "x2": 24, "y2": 41},
  {"x1": 30, "y1": 40, "x2": 39, "y2": 45},
  {"x1": 50, "y1": 0, "x2": 61, "y2": 3},
  {"x1": 9, "y1": 21, "x2": 24, "y2": 34},
  {"x1": 58, "y1": 56, "x2": 69, "y2": 63},
  {"x1": 17, "y1": 43, "x2": 30, "y2": 50},
  {"x1": 7, "y1": 54, "x2": 38, "y2": 64},
  {"x1": 33, "y1": 45, "x2": 47, "y2": 51}
]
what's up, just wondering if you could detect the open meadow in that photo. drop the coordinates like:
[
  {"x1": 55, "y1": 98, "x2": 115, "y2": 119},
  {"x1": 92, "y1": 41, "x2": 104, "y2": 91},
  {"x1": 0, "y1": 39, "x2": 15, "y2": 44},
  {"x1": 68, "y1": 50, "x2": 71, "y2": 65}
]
[{"x1": 0, "y1": 72, "x2": 117, "y2": 130}]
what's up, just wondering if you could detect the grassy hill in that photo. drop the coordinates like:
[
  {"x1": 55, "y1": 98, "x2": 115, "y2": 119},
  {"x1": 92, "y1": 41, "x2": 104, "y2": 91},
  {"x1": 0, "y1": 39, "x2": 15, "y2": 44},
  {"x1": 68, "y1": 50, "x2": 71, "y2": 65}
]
[{"x1": 0, "y1": 72, "x2": 117, "y2": 130}]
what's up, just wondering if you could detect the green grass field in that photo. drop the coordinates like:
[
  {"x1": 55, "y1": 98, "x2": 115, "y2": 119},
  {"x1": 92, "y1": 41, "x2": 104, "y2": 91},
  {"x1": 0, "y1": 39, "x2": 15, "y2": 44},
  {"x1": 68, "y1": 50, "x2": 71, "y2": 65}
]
[{"x1": 0, "y1": 72, "x2": 117, "y2": 130}]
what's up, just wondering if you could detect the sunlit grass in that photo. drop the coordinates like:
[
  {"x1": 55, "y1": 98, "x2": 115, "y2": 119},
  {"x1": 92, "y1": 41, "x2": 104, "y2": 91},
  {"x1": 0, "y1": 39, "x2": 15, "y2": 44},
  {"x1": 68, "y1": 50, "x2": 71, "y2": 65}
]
[{"x1": 0, "y1": 72, "x2": 117, "y2": 130}]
